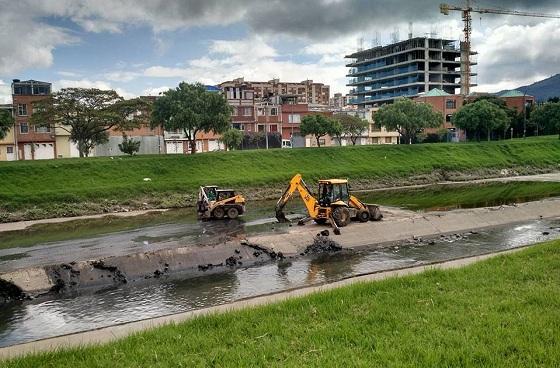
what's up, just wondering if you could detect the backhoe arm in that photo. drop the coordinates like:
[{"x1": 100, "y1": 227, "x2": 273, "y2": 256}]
[{"x1": 275, "y1": 174, "x2": 318, "y2": 222}]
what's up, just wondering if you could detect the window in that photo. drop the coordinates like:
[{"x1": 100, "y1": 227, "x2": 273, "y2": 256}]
[
  {"x1": 35, "y1": 125, "x2": 51, "y2": 133},
  {"x1": 258, "y1": 125, "x2": 265, "y2": 132},
  {"x1": 288, "y1": 114, "x2": 301, "y2": 123},
  {"x1": 446, "y1": 99, "x2": 456, "y2": 109},
  {"x1": 18, "y1": 104, "x2": 27, "y2": 116},
  {"x1": 318, "y1": 139, "x2": 326, "y2": 146},
  {"x1": 270, "y1": 107, "x2": 278, "y2": 116},
  {"x1": 232, "y1": 123, "x2": 245, "y2": 131},
  {"x1": 20, "y1": 122, "x2": 29, "y2": 134},
  {"x1": 7, "y1": 146, "x2": 14, "y2": 154},
  {"x1": 385, "y1": 137, "x2": 392, "y2": 144},
  {"x1": 270, "y1": 124, "x2": 278, "y2": 132},
  {"x1": 244, "y1": 91, "x2": 254, "y2": 99},
  {"x1": 243, "y1": 107, "x2": 252, "y2": 116},
  {"x1": 446, "y1": 114, "x2": 452, "y2": 122},
  {"x1": 372, "y1": 137, "x2": 379, "y2": 144},
  {"x1": 371, "y1": 123, "x2": 381, "y2": 132}
]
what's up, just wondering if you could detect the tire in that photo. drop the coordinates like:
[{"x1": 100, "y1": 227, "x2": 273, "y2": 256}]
[
  {"x1": 314, "y1": 218, "x2": 327, "y2": 225},
  {"x1": 212, "y1": 207, "x2": 225, "y2": 219},
  {"x1": 332, "y1": 206, "x2": 350, "y2": 227},
  {"x1": 357, "y1": 209, "x2": 370, "y2": 222},
  {"x1": 227, "y1": 207, "x2": 239, "y2": 219}
]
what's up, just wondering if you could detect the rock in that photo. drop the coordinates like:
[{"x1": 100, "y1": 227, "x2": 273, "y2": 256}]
[
  {"x1": 542, "y1": 231, "x2": 550, "y2": 235},
  {"x1": 320, "y1": 230, "x2": 330, "y2": 237},
  {"x1": 225, "y1": 256, "x2": 238, "y2": 267},
  {"x1": 303, "y1": 236, "x2": 342, "y2": 254}
]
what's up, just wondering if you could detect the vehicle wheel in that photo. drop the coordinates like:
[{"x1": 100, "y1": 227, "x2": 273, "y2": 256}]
[
  {"x1": 332, "y1": 206, "x2": 350, "y2": 227},
  {"x1": 357, "y1": 209, "x2": 370, "y2": 222},
  {"x1": 227, "y1": 207, "x2": 239, "y2": 219},
  {"x1": 314, "y1": 218, "x2": 327, "y2": 225},
  {"x1": 212, "y1": 207, "x2": 225, "y2": 219}
]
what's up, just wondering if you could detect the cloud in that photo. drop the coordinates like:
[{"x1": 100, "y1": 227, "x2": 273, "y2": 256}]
[
  {"x1": 142, "y1": 86, "x2": 172, "y2": 96},
  {"x1": 54, "y1": 79, "x2": 136, "y2": 98},
  {"x1": 0, "y1": 80, "x2": 11, "y2": 104}
]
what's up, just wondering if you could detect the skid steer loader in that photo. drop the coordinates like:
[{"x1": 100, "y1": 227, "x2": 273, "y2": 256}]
[
  {"x1": 197, "y1": 186, "x2": 246, "y2": 220},
  {"x1": 275, "y1": 174, "x2": 382, "y2": 234}
]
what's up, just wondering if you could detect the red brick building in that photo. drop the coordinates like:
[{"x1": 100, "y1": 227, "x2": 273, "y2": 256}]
[{"x1": 12, "y1": 80, "x2": 55, "y2": 160}]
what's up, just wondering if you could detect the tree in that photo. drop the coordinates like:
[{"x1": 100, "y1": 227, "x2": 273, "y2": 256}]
[
  {"x1": 330, "y1": 119, "x2": 344, "y2": 146},
  {"x1": 452, "y1": 99, "x2": 510, "y2": 141},
  {"x1": 548, "y1": 97, "x2": 560, "y2": 103},
  {"x1": 375, "y1": 98, "x2": 442, "y2": 144},
  {"x1": 221, "y1": 128, "x2": 243, "y2": 150},
  {"x1": 118, "y1": 133, "x2": 141, "y2": 155},
  {"x1": 300, "y1": 114, "x2": 338, "y2": 147},
  {"x1": 334, "y1": 114, "x2": 369, "y2": 145},
  {"x1": 530, "y1": 102, "x2": 560, "y2": 139},
  {"x1": 0, "y1": 108, "x2": 13, "y2": 140},
  {"x1": 31, "y1": 88, "x2": 150, "y2": 157},
  {"x1": 151, "y1": 82, "x2": 231, "y2": 154}
]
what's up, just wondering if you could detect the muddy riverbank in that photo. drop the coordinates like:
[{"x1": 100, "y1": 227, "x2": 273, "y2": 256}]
[
  {"x1": 2, "y1": 198, "x2": 559, "y2": 302},
  {"x1": 2, "y1": 167, "x2": 559, "y2": 223}
]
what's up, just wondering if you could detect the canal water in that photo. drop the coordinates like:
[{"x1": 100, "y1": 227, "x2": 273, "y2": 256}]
[{"x1": 1, "y1": 218, "x2": 559, "y2": 347}]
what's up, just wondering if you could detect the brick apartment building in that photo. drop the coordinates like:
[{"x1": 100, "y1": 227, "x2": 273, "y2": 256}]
[
  {"x1": 220, "y1": 77, "x2": 330, "y2": 105},
  {"x1": 12, "y1": 80, "x2": 55, "y2": 160}
]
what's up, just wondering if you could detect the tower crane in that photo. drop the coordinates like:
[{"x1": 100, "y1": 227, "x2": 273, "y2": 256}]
[{"x1": 440, "y1": 0, "x2": 560, "y2": 95}]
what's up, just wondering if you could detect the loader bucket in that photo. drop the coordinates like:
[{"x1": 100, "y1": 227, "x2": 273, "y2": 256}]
[{"x1": 366, "y1": 204, "x2": 383, "y2": 221}]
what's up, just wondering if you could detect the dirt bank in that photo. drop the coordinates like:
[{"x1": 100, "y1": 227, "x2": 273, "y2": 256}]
[
  {"x1": 2, "y1": 166, "x2": 559, "y2": 224},
  {"x1": 2, "y1": 197, "x2": 559, "y2": 301}
]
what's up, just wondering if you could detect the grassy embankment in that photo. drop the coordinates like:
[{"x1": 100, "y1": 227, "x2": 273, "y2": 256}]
[
  {"x1": 6, "y1": 240, "x2": 560, "y2": 367},
  {"x1": 1, "y1": 180, "x2": 560, "y2": 250},
  {"x1": 0, "y1": 136, "x2": 559, "y2": 221}
]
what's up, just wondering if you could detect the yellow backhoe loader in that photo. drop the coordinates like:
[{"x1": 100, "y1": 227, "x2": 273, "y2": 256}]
[
  {"x1": 275, "y1": 174, "x2": 382, "y2": 234},
  {"x1": 197, "y1": 186, "x2": 246, "y2": 220}
]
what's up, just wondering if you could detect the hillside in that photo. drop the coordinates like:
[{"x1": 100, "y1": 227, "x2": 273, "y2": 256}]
[
  {"x1": 516, "y1": 74, "x2": 560, "y2": 102},
  {"x1": 0, "y1": 137, "x2": 559, "y2": 221}
]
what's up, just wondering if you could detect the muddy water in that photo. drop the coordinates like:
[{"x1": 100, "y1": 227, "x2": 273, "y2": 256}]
[{"x1": 1, "y1": 219, "x2": 559, "y2": 348}]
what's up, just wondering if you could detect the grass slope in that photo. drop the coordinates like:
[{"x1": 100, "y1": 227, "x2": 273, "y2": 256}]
[
  {"x1": 0, "y1": 137, "x2": 559, "y2": 213},
  {"x1": 6, "y1": 240, "x2": 560, "y2": 367}
]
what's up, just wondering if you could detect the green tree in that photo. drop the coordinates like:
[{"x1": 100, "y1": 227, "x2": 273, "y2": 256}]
[
  {"x1": 0, "y1": 108, "x2": 14, "y2": 140},
  {"x1": 31, "y1": 88, "x2": 150, "y2": 157},
  {"x1": 330, "y1": 119, "x2": 344, "y2": 146},
  {"x1": 151, "y1": 83, "x2": 231, "y2": 154},
  {"x1": 530, "y1": 102, "x2": 560, "y2": 139},
  {"x1": 118, "y1": 133, "x2": 141, "y2": 155},
  {"x1": 334, "y1": 114, "x2": 369, "y2": 145},
  {"x1": 375, "y1": 98, "x2": 442, "y2": 144},
  {"x1": 452, "y1": 100, "x2": 510, "y2": 141},
  {"x1": 221, "y1": 128, "x2": 243, "y2": 150},
  {"x1": 300, "y1": 114, "x2": 338, "y2": 147}
]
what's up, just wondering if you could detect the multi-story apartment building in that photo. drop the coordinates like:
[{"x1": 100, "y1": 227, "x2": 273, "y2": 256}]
[
  {"x1": 329, "y1": 93, "x2": 349, "y2": 109},
  {"x1": 346, "y1": 37, "x2": 475, "y2": 108},
  {"x1": 11, "y1": 79, "x2": 56, "y2": 160},
  {"x1": 220, "y1": 77, "x2": 330, "y2": 105}
]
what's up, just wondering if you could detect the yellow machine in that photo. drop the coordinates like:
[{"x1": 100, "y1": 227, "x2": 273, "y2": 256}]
[
  {"x1": 275, "y1": 174, "x2": 382, "y2": 234},
  {"x1": 197, "y1": 186, "x2": 246, "y2": 220}
]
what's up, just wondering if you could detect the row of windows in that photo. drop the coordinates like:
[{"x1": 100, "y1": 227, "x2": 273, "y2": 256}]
[{"x1": 17, "y1": 123, "x2": 51, "y2": 134}]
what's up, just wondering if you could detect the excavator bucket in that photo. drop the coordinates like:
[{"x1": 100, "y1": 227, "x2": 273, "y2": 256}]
[
  {"x1": 275, "y1": 208, "x2": 290, "y2": 223},
  {"x1": 366, "y1": 204, "x2": 383, "y2": 221}
]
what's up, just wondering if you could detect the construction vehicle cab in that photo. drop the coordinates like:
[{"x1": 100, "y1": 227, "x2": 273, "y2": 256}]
[
  {"x1": 275, "y1": 174, "x2": 382, "y2": 234},
  {"x1": 197, "y1": 186, "x2": 246, "y2": 220}
]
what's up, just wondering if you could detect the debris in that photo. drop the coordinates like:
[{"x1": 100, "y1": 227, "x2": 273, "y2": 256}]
[
  {"x1": 542, "y1": 231, "x2": 550, "y2": 235},
  {"x1": 225, "y1": 256, "x2": 238, "y2": 267},
  {"x1": 234, "y1": 249, "x2": 241, "y2": 254},
  {"x1": 303, "y1": 236, "x2": 342, "y2": 254}
]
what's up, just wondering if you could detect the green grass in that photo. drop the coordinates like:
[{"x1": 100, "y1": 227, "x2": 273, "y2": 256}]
[
  {"x1": 6, "y1": 240, "x2": 559, "y2": 367},
  {"x1": 366, "y1": 181, "x2": 560, "y2": 210},
  {"x1": 0, "y1": 136, "x2": 559, "y2": 215}
]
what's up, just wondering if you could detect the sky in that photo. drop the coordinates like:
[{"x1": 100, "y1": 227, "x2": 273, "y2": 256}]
[{"x1": 0, "y1": 0, "x2": 559, "y2": 103}]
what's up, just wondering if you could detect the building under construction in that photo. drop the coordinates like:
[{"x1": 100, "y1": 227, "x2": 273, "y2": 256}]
[{"x1": 346, "y1": 37, "x2": 476, "y2": 108}]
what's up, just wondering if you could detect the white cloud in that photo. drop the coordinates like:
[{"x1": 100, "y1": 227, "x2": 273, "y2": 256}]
[
  {"x1": 104, "y1": 71, "x2": 141, "y2": 82},
  {"x1": 54, "y1": 79, "x2": 136, "y2": 99},
  {"x1": 142, "y1": 86, "x2": 171, "y2": 96},
  {"x1": 0, "y1": 80, "x2": 11, "y2": 104}
]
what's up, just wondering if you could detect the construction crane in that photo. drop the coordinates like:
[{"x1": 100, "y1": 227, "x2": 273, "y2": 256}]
[{"x1": 440, "y1": 0, "x2": 560, "y2": 96}]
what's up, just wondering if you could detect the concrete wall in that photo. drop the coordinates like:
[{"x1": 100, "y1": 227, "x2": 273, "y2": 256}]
[{"x1": 94, "y1": 135, "x2": 164, "y2": 156}]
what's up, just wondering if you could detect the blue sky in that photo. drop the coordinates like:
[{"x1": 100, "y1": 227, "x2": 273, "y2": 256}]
[{"x1": 1, "y1": 0, "x2": 559, "y2": 103}]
